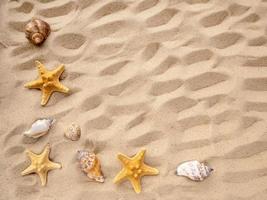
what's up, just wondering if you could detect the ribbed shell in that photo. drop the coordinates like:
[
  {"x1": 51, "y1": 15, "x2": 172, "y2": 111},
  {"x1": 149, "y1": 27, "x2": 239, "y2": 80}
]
[{"x1": 25, "y1": 19, "x2": 51, "y2": 45}]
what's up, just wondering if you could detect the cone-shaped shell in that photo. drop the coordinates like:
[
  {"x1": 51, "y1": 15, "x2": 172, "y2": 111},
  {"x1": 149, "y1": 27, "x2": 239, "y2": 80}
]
[
  {"x1": 25, "y1": 19, "x2": 50, "y2": 45},
  {"x1": 77, "y1": 150, "x2": 104, "y2": 183},
  {"x1": 176, "y1": 160, "x2": 213, "y2": 181}
]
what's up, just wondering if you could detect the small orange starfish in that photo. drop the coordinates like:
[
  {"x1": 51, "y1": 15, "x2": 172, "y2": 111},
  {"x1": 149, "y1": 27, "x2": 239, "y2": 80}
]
[
  {"x1": 25, "y1": 61, "x2": 69, "y2": 106},
  {"x1": 113, "y1": 149, "x2": 159, "y2": 193}
]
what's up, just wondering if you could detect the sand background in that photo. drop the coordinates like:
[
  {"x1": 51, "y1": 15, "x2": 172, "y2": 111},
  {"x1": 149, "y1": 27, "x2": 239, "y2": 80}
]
[{"x1": 1, "y1": 0, "x2": 267, "y2": 199}]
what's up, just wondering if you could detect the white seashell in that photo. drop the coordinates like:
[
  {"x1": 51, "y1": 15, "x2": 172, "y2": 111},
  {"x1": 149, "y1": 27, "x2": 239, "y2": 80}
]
[
  {"x1": 176, "y1": 160, "x2": 213, "y2": 181},
  {"x1": 23, "y1": 118, "x2": 55, "y2": 138},
  {"x1": 64, "y1": 123, "x2": 81, "y2": 141}
]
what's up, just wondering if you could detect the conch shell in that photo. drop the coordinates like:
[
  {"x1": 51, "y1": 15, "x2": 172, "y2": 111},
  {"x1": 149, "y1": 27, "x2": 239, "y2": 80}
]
[
  {"x1": 64, "y1": 123, "x2": 81, "y2": 141},
  {"x1": 77, "y1": 150, "x2": 104, "y2": 183},
  {"x1": 176, "y1": 160, "x2": 213, "y2": 181},
  {"x1": 25, "y1": 18, "x2": 51, "y2": 45},
  {"x1": 23, "y1": 118, "x2": 55, "y2": 138}
]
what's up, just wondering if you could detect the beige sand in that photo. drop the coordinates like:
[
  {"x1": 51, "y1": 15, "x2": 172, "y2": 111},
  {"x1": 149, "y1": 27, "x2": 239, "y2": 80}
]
[{"x1": 1, "y1": 0, "x2": 267, "y2": 199}]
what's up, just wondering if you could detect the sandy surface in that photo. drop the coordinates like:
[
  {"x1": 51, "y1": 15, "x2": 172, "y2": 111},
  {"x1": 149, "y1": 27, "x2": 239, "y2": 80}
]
[{"x1": 1, "y1": 0, "x2": 267, "y2": 199}]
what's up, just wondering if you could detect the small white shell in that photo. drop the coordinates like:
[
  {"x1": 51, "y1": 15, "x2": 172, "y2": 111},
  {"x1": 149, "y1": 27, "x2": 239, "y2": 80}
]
[
  {"x1": 64, "y1": 123, "x2": 81, "y2": 141},
  {"x1": 176, "y1": 160, "x2": 213, "y2": 181},
  {"x1": 23, "y1": 118, "x2": 55, "y2": 138}
]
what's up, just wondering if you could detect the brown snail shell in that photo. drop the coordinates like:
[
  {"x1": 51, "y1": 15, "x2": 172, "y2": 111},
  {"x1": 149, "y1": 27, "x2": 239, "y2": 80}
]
[{"x1": 25, "y1": 19, "x2": 51, "y2": 45}]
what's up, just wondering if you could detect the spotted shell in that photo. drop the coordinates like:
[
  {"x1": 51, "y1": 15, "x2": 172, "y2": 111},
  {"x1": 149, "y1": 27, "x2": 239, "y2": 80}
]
[
  {"x1": 77, "y1": 150, "x2": 104, "y2": 183},
  {"x1": 64, "y1": 123, "x2": 81, "y2": 141},
  {"x1": 176, "y1": 160, "x2": 213, "y2": 181},
  {"x1": 25, "y1": 19, "x2": 51, "y2": 45}
]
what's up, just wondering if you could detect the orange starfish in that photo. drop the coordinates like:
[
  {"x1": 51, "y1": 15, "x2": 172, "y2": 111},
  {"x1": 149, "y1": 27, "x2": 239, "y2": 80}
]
[
  {"x1": 113, "y1": 149, "x2": 159, "y2": 193},
  {"x1": 25, "y1": 61, "x2": 69, "y2": 106}
]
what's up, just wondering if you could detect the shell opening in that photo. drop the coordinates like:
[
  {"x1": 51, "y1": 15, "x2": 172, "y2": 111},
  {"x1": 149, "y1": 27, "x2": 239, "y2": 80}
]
[{"x1": 32, "y1": 33, "x2": 44, "y2": 44}]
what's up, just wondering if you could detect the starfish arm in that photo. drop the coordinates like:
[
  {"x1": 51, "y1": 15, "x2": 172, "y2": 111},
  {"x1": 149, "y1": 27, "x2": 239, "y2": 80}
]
[
  {"x1": 38, "y1": 171, "x2": 48, "y2": 186},
  {"x1": 40, "y1": 143, "x2": 51, "y2": 160},
  {"x1": 21, "y1": 165, "x2": 36, "y2": 176},
  {"x1": 35, "y1": 61, "x2": 47, "y2": 76},
  {"x1": 133, "y1": 149, "x2": 146, "y2": 162},
  {"x1": 25, "y1": 149, "x2": 38, "y2": 160},
  {"x1": 41, "y1": 88, "x2": 53, "y2": 106},
  {"x1": 141, "y1": 164, "x2": 159, "y2": 176},
  {"x1": 54, "y1": 82, "x2": 69, "y2": 94},
  {"x1": 43, "y1": 143, "x2": 51, "y2": 154},
  {"x1": 52, "y1": 64, "x2": 65, "y2": 79},
  {"x1": 24, "y1": 79, "x2": 43, "y2": 89},
  {"x1": 129, "y1": 177, "x2": 142, "y2": 194},
  {"x1": 117, "y1": 153, "x2": 131, "y2": 165},
  {"x1": 47, "y1": 161, "x2": 62, "y2": 170},
  {"x1": 113, "y1": 169, "x2": 128, "y2": 184}
]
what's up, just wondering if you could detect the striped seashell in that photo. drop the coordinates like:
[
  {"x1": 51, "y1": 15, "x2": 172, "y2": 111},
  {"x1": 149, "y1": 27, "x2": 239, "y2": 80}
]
[{"x1": 25, "y1": 18, "x2": 50, "y2": 45}]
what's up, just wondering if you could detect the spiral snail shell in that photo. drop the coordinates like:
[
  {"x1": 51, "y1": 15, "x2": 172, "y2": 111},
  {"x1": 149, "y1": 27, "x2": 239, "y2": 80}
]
[{"x1": 25, "y1": 19, "x2": 51, "y2": 45}]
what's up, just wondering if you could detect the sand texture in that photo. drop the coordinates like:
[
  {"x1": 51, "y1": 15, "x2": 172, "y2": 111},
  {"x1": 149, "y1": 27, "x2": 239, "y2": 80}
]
[{"x1": 1, "y1": 0, "x2": 267, "y2": 199}]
